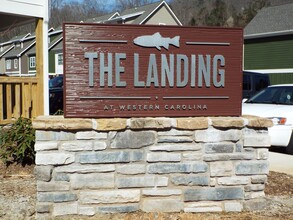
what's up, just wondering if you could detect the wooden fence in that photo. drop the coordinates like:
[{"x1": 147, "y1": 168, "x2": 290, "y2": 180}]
[{"x1": 0, "y1": 77, "x2": 42, "y2": 125}]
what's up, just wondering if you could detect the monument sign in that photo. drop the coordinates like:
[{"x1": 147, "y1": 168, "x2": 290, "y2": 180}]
[{"x1": 63, "y1": 23, "x2": 243, "y2": 117}]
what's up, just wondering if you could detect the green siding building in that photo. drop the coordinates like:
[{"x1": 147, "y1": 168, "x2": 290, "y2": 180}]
[{"x1": 244, "y1": 3, "x2": 293, "y2": 85}]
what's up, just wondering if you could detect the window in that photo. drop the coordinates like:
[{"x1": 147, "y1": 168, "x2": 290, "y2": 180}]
[
  {"x1": 6, "y1": 60, "x2": 11, "y2": 70},
  {"x1": 14, "y1": 59, "x2": 18, "y2": 69},
  {"x1": 30, "y1": 56, "x2": 36, "y2": 68},
  {"x1": 57, "y1": 54, "x2": 63, "y2": 65}
]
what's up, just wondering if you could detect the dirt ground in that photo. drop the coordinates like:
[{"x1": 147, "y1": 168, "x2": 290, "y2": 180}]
[{"x1": 0, "y1": 162, "x2": 293, "y2": 220}]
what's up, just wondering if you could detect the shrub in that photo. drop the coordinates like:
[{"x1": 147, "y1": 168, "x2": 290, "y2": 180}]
[{"x1": 0, "y1": 117, "x2": 35, "y2": 165}]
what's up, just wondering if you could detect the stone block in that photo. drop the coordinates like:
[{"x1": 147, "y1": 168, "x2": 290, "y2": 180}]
[
  {"x1": 111, "y1": 130, "x2": 155, "y2": 149},
  {"x1": 141, "y1": 198, "x2": 183, "y2": 212},
  {"x1": 116, "y1": 176, "x2": 168, "y2": 188},
  {"x1": 235, "y1": 161, "x2": 269, "y2": 175},
  {"x1": 71, "y1": 173, "x2": 114, "y2": 189},
  {"x1": 60, "y1": 141, "x2": 93, "y2": 151},
  {"x1": 244, "y1": 184, "x2": 265, "y2": 192},
  {"x1": 37, "y1": 181, "x2": 70, "y2": 192},
  {"x1": 97, "y1": 204, "x2": 139, "y2": 213},
  {"x1": 148, "y1": 162, "x2": 207, "y2": 174},
  {"x1": 184, "y1": 202, "x2": 223, "y2": 212},
  {"x1": 34, "y1": 166, "x2": 52, "y2": 182},
  {"x1": 93, "y1": 141, "x2": 107, "y2": 150},
  {"x1": 79, "y1": 151, "x2": 130, "y2": 164},
  {"x1": 36, "y1": 131, "x2": 75, "y2": 141},
  {"x1": 251, "y1": 175, "x2": 267, "y2": 184},
  {"x1": 244, "y1": 134, "x2": 270, "y2": 147},
  {"x1": 116, "y1": 164, "x2": 146, "y2": 175},
  {"x1": 211, "y1": 117, "x2": 244, "y2": 128},
  {"x1": 130, "y1": 150, "x2": 145, "y2": 161},
  {"x1": 33, "y1": 116, "x2": 93, "y2": 130},
  {"x1": 171, "y1": 175, "x2": 209, "y2": 186},
  {"x1": 142, "y1": 189, "x2": 181, "y2": 196},
  {"x1": 204, "y1": 152, "x2": 254, "y2": 161},
  {"x1": 147, "y1": 152, "x2": 181, "y2": 162},
  {"x1": 182, "y1": 152, "x2": 203, "y2": 161},
  {"x1": 177, "y1": 117, "x2": 209, "y2": 130},
  {"x1": 158, "y1": 129, "x2": 194, "y2": 136},
  {"x1": 204, "y1": 142, "x2": 234, "y2": 154},
  {"x1": 53, "y1": 202, "x2": 78, "y2": 216},
  {"x1": 78, "y1": 206, "x2": 95, "y2": 216},
  {"x1": 245, "y1": 191, "x2": 265, "y2": 199},
  {"x1": 150, "y1": 143, "x2": 202, "y2": 152},
  {"x1": 55, "y1": 164, "x2": 115, "y2": 173},
  {"x1": 129, "y1": 117, "x2": 173, "y2": 129},
  {"x1": 94, "y1": 118, "x2": 127, "y2": 131},
  {"x1": 53, "y1": 173, "x2": 70, "y2": 182},
  {"x1": 210, "y1": 161, "x2": 233, "y2": 177},
  {"x1": 38, "y1": 192, "x2": 77, "y2": 203},
  {"x1": 217, "y1": 176, "x2": 250, "y2": 185},
  {"x1": 76, "y1": 131, "x2": 107, "y2": 140},
  {"x1": 80, "y1": 190, "x2": 140, "y2": 204},
  {"x1": 157, "y1": 136, "x2": 193, "y2": 143},
  {"x1": 224, "y1": 202, "x2": 243, "y2": 212},
  {"x1": 184, "y1": 187, "x2": 244, "y2": 201},
  {"x1": 195, "y1": 128, "x2": 241, "y2": 142},
  {"x1": 35, "y1": 141, "x2": 58, "y2": 151},
  {"x1": 243, "y1": 115, "x2": 273, "y2": 128},
  {"x1": 256, "y1": 148, "x2": 269, "y2": 160},
  {"x1": 36, "y1": 152, "x2": 75, "y2": 165}
]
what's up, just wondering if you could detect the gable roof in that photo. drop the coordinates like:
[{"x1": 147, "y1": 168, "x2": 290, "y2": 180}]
[
  {"x1": 3, "y1": 38, "x2": 35, "y2": 58},
  {"x1": 244, "y1": 3, "x2": 293, "y2": 39},
  {"x1": 84, "y1": 1, "x2": 181, "y2": 25},
  {"x1": 85, "y1": 12, "x2": 120, "y2": 23},
  {"x1": 120, "y1": 0, "x2": 182, "y2": 25}
]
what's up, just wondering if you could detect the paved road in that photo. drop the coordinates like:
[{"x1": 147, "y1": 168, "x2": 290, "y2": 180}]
[{"x1": 269, "y1": 151, "x2": 293, "y2": 176}]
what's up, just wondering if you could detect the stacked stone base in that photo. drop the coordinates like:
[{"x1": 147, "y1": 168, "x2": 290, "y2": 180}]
[{"x1": 33, "y1": 116, "x2": 272, "y2": 218}]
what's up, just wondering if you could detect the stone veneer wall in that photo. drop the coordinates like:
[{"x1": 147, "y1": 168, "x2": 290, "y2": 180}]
[{"x1": 33, "y1": 116, "x2": 272, "y2": 218}]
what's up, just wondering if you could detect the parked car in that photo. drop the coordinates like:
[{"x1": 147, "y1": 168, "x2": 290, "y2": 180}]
[
  {"x1": 49, "y1": 76, "x2": 63, "y2": 115},
  {"x1": 243, "y1": 71, "x2": 270, "y2": 99},
  {"x1": 242, "y1": 84, "x2": 293, "y2": 154}
]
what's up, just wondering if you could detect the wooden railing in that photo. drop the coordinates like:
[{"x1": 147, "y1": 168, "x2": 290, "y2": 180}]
[{"x1": 0, "y1": 77, "x2": 42, "y2": 125}]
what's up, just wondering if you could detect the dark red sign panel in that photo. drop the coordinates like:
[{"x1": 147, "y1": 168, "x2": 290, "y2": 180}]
[{"x1": 63, "y1": 23, "x2": 243, "y2": 118}]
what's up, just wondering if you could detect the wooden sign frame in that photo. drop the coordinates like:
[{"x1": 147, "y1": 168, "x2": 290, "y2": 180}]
[{"x1": 63, "y1": 23, "x2": 243, "y2": 118}]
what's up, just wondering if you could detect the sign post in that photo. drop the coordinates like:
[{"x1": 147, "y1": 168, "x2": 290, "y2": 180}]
[{"x1": 63, "y1": 23, "x2": 243, "y2": 118}]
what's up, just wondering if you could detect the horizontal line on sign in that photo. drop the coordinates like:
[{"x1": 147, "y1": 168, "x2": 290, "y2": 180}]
[
  {"x1": 79, "y1": 39, "x2": 128, "y2": 43},
  {"x1": 186, "y1": 42, "x2": 230, "y2": 46},
  {"x1": 80, "y1": 96, "x2": 151, "y2": 100},
  {"x1": 163, "y1": 96, "x2": 229, "y2": 99}
]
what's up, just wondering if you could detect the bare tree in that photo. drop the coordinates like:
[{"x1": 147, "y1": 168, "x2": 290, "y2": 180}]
[{"x1": 115, "y1": 0, "x2": 153, "y2": 11}]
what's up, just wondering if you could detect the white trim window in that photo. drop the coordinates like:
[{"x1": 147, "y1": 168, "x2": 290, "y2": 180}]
[
  {"x1": 57, "y1": 53, "x2": 63, "y2": 65},
  {"x1": 6, "y1": 59, "x2": 11, "y2": 70},
  {"x1": 29, "y1": 56, "x2": 36, "y2": 68},
  {"x1": 14, "y1": 59, "x2": 18, "y2": 69}
]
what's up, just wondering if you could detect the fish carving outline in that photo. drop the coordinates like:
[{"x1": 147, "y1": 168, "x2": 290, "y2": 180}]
[{"x1": 133, "y1": 32, "x2": 180, "y2": 51}]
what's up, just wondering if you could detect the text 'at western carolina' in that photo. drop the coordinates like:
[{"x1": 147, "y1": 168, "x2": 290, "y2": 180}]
[{"x1": 84, "y1": 52, "x2": 225, "y2": 88}]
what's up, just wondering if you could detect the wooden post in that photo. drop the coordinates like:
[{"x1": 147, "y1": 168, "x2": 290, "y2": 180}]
[{"x1": 35, "y1": 18, "x2": 44, "y2": 116}]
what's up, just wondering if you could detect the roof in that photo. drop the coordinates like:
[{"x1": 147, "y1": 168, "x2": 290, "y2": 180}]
[
  {"x1": 244, "y1": 3, "x2": 293, "y2": 39},
  {"x1": 85, "y1": 0, "x2": 181, "y2": 25},
  {"x1": 119, "y1": 0, "x2": 181, "y2": 25},
  {"x1": 3, "y1": 38, "x2": 35, "y2": 58},
  {"x1": 85, "y1": 12, "x2": 120, "y2": 23}
]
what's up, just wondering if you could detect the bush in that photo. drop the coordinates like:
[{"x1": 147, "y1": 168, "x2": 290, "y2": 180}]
[{"x1": 0, "y1": 117, "x2": 35, "y2": 165}]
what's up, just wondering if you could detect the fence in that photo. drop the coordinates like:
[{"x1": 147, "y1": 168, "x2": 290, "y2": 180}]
[{"x1": 0, "y1": 77, "x2": 42, "y2": 125}]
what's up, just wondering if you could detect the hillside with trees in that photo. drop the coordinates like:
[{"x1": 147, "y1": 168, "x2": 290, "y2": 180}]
[{"x1": 1, "y1": 0, "x2": 293, "y2": 42}]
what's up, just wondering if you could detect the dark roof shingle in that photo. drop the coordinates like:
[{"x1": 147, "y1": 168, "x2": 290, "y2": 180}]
[{"x1": 244, "y1": 3, "x2": 293, "y2": 37}]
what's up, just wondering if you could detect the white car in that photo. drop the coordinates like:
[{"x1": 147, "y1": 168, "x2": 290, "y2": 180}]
[{"x1": 242, "y1": 84, "x2": 293, "y2": 154}]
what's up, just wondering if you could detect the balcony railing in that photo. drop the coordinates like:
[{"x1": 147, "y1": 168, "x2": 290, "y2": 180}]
[{"x1": 0, "y1": 77, "x2": 42, "y2": 124}]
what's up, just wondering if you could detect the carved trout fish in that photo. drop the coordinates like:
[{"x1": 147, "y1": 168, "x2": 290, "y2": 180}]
[{"x1": 133, "y1": 32, "x2": 180, "y2": 50}]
